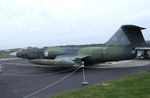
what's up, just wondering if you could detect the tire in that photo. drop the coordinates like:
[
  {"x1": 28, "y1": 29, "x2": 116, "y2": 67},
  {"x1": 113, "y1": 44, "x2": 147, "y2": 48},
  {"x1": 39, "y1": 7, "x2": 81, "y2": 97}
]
[{"x1": 140, "y1": 56, "x2": 144, "y2": 60}]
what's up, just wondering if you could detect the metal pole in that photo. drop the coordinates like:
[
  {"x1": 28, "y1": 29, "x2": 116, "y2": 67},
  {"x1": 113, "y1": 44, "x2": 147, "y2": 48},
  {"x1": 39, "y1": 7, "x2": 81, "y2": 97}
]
[
  {"x1": 82, "y1": 67, "x2": 86, "y2": 82},
  {"x1": 0, "y1": 60, "x2": 2, "y2": 73},
  {"x1": 81, "y1": 62, "x2": 88, "y2": 85}
]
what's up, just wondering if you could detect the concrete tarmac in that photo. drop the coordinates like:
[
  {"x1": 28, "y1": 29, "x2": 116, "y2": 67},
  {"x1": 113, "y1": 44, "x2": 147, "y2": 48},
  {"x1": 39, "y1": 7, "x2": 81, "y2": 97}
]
[{"x1": 0, "y1": 58, "x2": 150, "y2": 98}]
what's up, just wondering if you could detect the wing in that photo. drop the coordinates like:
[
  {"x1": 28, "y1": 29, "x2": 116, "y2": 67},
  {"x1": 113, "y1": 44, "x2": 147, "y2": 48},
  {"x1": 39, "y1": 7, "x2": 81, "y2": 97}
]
[
  {"x1": 29, "y1": 55, "x2": 89, "y2": 68},
  {"x1": 55, "y1": 54, "x2": 89, "y2": 60}
]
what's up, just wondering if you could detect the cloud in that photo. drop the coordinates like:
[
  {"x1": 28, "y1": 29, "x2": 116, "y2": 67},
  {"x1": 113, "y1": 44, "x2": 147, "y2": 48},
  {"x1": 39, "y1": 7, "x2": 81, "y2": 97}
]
[
  {"x1": 0, "y1": 0, "x2": 150, "y2": 49},
  {"x1": 132, "y1": 9, "x2": 150, "y2": 20}
]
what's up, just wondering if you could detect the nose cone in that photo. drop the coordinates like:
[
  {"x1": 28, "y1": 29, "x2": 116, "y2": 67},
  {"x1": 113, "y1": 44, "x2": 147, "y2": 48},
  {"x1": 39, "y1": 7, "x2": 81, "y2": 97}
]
[{"x1": 16, "y1": 48, "x2": 44, "y2": 59}]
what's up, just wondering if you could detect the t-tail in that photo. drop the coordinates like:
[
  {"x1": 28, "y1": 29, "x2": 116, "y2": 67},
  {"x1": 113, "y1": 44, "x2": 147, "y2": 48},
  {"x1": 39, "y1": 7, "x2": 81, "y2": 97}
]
[{"x1": 105, "y1": 25, "x2": 146, "y2": 47}]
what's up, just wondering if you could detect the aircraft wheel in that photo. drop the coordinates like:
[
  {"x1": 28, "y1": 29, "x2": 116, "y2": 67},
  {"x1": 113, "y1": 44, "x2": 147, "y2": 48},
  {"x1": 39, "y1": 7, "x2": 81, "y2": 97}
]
[{"x1": 140, "y1": 56, "x2": 144, "y2": 60}]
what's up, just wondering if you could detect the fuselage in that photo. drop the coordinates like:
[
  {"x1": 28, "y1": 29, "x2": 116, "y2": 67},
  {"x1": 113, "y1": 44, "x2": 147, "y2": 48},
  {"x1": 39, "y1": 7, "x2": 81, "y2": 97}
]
[
  {"x1": 79, "y1": 45, "x2": 134, "y2": 63},
  {"x1": 43, "y1": 45, "x2": 135, "y2": 65}
]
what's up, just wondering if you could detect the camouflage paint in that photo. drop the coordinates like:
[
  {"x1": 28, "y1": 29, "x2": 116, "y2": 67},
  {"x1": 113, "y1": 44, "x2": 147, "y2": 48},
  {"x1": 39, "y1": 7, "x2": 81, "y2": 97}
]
[
  {"x1": 78, "y1": 45, "x2": 134, "y2": 64},
  {"x1": 16, "y1": 25, "x2": 148, "y2": 67}
]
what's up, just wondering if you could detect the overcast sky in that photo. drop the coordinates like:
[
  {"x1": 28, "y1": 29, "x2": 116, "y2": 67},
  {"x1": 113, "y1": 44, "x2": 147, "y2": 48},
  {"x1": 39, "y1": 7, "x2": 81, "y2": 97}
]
[{"x1": 0, "y1": 0, "x2": 150, "y2": 50}]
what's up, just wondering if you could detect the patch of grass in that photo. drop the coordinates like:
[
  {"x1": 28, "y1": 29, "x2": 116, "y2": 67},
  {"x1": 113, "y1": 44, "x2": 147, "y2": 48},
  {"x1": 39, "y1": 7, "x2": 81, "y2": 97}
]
[
  {"x1": 0, "y1": 51, "x2": 9, "y2": 58},
  {"x1": 51, "y1": 70, "x2": 150, "y2": 98}
]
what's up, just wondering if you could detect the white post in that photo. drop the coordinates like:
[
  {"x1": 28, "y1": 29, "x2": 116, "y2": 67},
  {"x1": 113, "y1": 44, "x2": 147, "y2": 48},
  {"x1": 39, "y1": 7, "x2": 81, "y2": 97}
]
[
  {"x1": 0, "y1": 60, "x2": 2, "y2": 73},
  {"x1": 81, "y1": 62, "x2": 88, "y2": 85}
]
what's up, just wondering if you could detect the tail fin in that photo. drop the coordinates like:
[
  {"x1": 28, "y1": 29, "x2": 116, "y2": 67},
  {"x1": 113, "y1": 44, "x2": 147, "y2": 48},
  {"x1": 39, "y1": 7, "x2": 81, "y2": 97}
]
[{"x1": 105, "y1": 25, "x2": 146, "y2": 47}]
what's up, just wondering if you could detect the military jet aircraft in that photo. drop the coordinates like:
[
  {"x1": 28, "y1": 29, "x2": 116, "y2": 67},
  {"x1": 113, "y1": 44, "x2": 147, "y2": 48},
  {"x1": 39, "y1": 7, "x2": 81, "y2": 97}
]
[{"x1": 16, "y1": 25, "x2": 148, "y2": 68}]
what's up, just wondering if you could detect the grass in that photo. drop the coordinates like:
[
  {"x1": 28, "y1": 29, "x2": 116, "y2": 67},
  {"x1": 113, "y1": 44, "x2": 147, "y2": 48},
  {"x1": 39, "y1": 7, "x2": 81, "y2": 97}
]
[
  {"x1": 51, "y1": 70, "x2": 150, "y2": 98},
  {"x1": 0, "y1": 51, "x2": 10, "y2": 58}
]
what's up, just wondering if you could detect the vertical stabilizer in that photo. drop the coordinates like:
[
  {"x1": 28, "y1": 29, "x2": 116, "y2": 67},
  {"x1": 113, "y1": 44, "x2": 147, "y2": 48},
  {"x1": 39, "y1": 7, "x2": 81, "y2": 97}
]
[{"x1": 105, "y1": 25, "x2": 146, "y2": 47}]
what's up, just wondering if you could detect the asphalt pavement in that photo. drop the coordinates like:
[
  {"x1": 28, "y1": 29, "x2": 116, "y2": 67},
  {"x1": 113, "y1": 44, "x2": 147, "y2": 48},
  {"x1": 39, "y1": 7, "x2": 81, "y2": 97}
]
[{"x1": 0, "y1": 58, "x2": 150, "y2": 98}]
